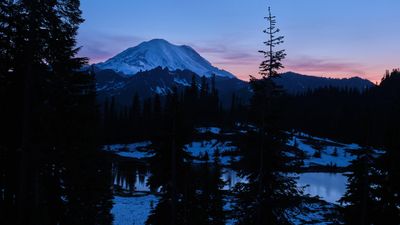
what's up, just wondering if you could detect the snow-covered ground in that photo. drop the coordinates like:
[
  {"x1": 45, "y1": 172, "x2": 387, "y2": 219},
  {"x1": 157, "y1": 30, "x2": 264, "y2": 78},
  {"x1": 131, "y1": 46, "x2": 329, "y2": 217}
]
[
  {"x1": 288, "y1": 133, "x2": 378, "y2": 167},
  {"x1": 102, "y1": 138, "x2": 241, "y2": 166},
  {"x1": 102, "y1": 129, "x2": 375, "y2": 169},
  {"x1": 103, "y1": 141, "x2": 153, "y2": 158},
  {"x1": 112, "y1": 194, "x2": 159, "y2": 225},
  {"x1": 111, "y1": 191, "x2": 338, "y2": 225}
]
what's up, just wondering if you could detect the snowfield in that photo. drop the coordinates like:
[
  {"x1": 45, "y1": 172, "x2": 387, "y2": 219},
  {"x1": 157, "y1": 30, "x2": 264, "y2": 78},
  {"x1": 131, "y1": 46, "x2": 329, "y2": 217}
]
[
  {"x1": 112, "y1": 195, "x2": 159, "y2": 225},
  {"x1": 287, "y1": 132, "x2": 382, "y2": 168}
]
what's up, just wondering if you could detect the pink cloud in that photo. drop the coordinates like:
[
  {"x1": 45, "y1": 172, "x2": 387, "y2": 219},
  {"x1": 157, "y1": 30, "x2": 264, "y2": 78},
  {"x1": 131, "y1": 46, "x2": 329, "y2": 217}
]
[{"x1": 284, "y1": 56, "x2": 366, "y2": 76}]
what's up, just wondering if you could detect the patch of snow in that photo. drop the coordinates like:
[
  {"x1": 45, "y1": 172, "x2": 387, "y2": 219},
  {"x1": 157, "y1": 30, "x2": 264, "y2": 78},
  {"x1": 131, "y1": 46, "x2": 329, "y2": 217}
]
[
  {"x1": 185, "y1": 139, "x2": 239, "y2": 165},
  {"x1": 222, "y1": 169, "x2": 248, "y2": 190},
  {"x1": 150, "y1": 86, "x2": 170, "y2": 95},
  {"x1": 288, "y1": 134, "x2": 374, "y2": 167},
  {"x1": 103, "y1": 141, "x2": 153, "y2": 159},
  {"x1": 289, "y1": 131, "x2": 359, "y2": 147},
  {"x1": 173, "y1": 77, "x2": 190, "y2": 86},
  {"x1": 112, "y1": 194, "x2": 159, "y2": 225}
]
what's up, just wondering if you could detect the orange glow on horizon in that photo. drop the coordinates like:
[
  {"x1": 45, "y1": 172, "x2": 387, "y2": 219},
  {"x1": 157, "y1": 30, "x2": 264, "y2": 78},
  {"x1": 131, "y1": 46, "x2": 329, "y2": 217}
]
[{"x1": 220, "y1": 63, "x2": 386, "y2": 84}]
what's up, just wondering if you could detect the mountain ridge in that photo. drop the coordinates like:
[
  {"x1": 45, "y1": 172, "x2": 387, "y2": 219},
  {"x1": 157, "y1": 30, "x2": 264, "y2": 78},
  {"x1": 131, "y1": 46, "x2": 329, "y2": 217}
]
[{"x1": 95, "y1": 67, "x2": 374, "y2": 107}]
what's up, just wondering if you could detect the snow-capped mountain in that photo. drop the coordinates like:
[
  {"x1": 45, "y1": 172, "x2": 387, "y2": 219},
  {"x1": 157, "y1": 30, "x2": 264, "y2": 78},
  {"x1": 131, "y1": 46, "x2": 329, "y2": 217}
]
[{"x1": 96, "y1": 39, "x2": 235, "y2": 78}]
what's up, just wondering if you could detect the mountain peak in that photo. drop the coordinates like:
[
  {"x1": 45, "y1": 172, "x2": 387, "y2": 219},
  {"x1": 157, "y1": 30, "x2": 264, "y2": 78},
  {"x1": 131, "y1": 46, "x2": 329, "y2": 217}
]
[
  {"x1": 147, "y1": 38, "x2": 169, "y2": 43},
  {"x1": 95, "y1": 39, "x2": 235, "y2": 78},
  {"x1": 141, "y1": 38, "x2": 173, "y2": 46}
]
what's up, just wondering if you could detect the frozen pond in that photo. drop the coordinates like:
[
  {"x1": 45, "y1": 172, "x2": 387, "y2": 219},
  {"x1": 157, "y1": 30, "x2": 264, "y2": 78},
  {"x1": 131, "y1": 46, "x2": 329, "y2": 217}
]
[
  {"x1": 111, "y1": 160, "x2": 348, "y2": 205},
  {"x1": 297, "y1": 172, "x2": 347, "y2": 204}
]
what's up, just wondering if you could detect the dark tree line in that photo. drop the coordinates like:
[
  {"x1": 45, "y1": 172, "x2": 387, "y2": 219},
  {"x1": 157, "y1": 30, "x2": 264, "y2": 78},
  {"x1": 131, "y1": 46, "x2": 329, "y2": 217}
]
[{"x1": 100, "y1": 74, "x2": 246, "y2": 143}]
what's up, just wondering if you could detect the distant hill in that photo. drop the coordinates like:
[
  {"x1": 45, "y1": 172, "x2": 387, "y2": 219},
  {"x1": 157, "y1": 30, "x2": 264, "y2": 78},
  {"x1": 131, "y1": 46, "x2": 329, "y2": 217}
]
[{"x1": 274, "y1": 72, "x2": 374, "y2": 94}]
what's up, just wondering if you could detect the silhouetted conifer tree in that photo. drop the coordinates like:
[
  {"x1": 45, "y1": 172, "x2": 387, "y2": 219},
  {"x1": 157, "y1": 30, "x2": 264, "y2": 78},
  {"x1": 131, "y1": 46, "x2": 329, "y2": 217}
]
[
  {"x1": 340, "y1": 147, "x2": 379, "y2": 225},
  {"x1": 0, "y1": 1, "x2": 113, "y2": 224},
  {"x1": 233, "y1": 7, "x2": 300, "y2": 225}
]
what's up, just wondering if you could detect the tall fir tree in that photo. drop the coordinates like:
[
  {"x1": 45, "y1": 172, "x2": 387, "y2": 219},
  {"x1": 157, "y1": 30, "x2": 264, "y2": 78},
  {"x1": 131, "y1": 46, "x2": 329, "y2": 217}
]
[
  {"x1": 233, "y1": 7, "x2": 300, "y2": 225},
  {"x1": 258, "y1": 7, "x2": 286, "y2": 78}
]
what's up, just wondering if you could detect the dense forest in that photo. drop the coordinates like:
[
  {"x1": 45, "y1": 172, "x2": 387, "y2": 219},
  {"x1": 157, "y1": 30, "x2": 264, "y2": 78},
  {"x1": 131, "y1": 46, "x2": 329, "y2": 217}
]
[
  {"x1": 1, "y1": 1, "x2": 399, "y2": 225},
  {"x1": 284, "y1": 69, "x2": 400, "y2": 149}
]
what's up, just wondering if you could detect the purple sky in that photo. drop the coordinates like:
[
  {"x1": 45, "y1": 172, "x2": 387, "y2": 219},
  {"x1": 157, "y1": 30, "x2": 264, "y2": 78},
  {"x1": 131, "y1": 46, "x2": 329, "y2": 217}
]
[{"x1": 77, "y1": 0, "x2": 400, "y2": 82}]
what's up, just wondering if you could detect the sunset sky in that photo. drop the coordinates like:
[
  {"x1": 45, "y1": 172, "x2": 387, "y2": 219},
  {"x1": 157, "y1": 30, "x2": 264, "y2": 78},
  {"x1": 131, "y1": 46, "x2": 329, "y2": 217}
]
[{"x1": 77, "y1": 0, "x2": 400, "y2": 82}]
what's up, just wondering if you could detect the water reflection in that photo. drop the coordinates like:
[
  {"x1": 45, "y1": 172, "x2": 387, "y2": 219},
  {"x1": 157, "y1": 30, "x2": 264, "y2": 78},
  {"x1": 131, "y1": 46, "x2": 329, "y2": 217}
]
[
  {"x1": 111, "y1": 161, "x2": 246, "y2": 194},
  {"x1": 297, "y1": 172, "x2": 347, "y2": 203},
  {"x1": 112, "y1": 161, "x2": 151, "y2": 193}
]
